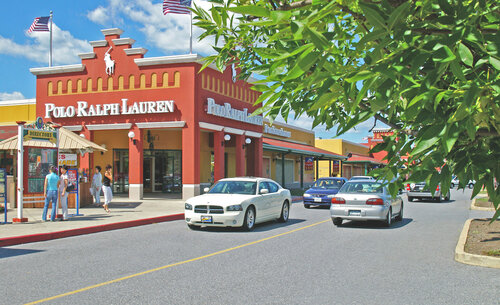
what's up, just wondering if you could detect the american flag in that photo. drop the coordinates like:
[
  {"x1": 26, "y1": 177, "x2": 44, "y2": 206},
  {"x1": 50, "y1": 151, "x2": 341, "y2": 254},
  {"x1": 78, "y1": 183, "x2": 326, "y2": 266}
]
[
  {"x1": 28, "y1": 16, "x2": 50, "y2": 33},
  {"x1": 163, "y1": 0, "x2": 192, "y2": 15}
]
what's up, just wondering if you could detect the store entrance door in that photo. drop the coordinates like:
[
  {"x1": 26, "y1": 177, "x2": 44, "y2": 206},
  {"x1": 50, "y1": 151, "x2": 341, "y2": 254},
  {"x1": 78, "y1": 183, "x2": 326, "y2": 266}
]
[{"x1": 143, "y1": 157, "x2": 155, "y2": 193}]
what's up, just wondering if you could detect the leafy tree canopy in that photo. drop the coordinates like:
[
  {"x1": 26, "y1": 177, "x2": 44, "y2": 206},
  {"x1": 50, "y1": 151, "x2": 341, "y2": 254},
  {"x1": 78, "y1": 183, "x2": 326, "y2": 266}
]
[{"x1": 192, "y1": 0, "x2": 500, "y2": 219}]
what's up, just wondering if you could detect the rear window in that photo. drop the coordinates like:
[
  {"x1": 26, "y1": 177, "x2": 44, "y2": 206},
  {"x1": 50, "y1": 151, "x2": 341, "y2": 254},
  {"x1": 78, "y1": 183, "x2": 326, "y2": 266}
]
[{"x1": 340, "y1": 182, "x2": 384, "y2": 194}]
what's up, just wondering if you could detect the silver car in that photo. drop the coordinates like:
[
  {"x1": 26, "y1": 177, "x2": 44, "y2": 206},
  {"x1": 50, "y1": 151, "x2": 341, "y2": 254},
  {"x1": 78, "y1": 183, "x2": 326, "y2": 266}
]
[
  {"x1": 330, "y1": 180, "x2": 403, "y2": 227},
  {"x1": 406, "y1": 182, "x2": 450, "y2": 202}
]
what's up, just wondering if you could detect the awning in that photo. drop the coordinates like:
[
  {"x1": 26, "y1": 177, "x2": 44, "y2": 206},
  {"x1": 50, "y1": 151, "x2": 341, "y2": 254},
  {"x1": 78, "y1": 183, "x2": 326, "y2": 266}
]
[
  {"x1": 0, "y1": 126, "x2": 106, "y2": 153},
  {"x1": 344, "y1": 153, "x2": 386, "y2": 165},
  {"x1": 263, "y1": 138, "x2": 346, "y2": 160}
]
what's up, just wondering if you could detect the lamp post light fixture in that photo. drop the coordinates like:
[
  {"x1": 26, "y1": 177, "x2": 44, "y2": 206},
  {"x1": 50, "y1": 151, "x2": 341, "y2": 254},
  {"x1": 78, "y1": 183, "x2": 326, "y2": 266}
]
[
  {"x1": 243, "y1": 137, "x2": 252, "y2": 149},
  {"x1": 128, "y1": 131, "x2": 137, "y2": 145},
  {"x1": 222, "y1": 134, "x2": 231, "y2": 146}
]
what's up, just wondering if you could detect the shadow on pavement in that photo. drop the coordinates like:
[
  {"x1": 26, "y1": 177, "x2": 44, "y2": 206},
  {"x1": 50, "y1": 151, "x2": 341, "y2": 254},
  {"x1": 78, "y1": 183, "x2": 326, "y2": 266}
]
[
  {"x1": 338, "y1": 218, "x2": 413, "y2": 229},
  {"x1": 189, "y1": 218, "x2": 307, "y2": 233},
  {"x1": 408, "y1": 199, "x2": 455, "y2": 204},
  {"x1": 0, "y1": 248, "x2": 44, "y2": 259}
]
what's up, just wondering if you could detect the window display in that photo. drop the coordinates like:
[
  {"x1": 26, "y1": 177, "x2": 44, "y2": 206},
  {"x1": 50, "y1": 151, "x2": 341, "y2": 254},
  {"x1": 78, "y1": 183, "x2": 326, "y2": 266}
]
[{"x1": 27, "y1": 148, "x2": 57, "y2": 193}]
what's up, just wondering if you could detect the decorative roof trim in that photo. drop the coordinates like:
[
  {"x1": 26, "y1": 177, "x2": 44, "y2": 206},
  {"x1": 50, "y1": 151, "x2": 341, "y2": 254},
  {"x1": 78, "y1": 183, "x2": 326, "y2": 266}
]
[
  {"x1": 78, "y1": 52, "x2": 96, "y2": 59},
  {"x1": 199, "y1": 122, "x2": 224, "y2": 131},
  {"x1": 30, "y1": 64, "x2": 86, "y2": 76},
  {"x1": 136, "y1": 121, "x2": 185, "y2": 129},
  {"x1": 245, "y1": 131, "x2": 262, "y2": 138},
  {"x1": 124, "y1": 48, "x2": 148, "y2": 56},
  {"x1": 0, "y1": 99, "x2": 36, "y2": 106},
  {"x1": 224, "y1": 127, "x2": 245, "y2": 135},
  {"x1": 112, "y1": 38, "x2": 135, "y2": 46},
  {"x1": 90, "y1": 40, "x2": 108, "y2": 47},
  {"x1": 101, "y1": 28, "x2": 124, "y2": 36},
  {"x1": 63, "y1": 125, "x2": 83, "y2": 131},
  {"x1": 86, "y1": 123, "x2": 132, "y2": 131},
  {"x1": 134, "y1": 53, "x2": 219, "y2": 71}
]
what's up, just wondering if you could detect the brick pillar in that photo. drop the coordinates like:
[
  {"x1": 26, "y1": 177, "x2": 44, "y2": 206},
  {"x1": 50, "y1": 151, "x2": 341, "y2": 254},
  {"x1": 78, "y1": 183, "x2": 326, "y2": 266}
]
[
  {"x1": 213, "y1": 131, "x2": 225, "y2": 182},
  {"x1": 235, "y1": 135, "x2": 245, "y2": 177},
  {"x1": 182, "y1": 125, "x2": 200, "y2": 199},
  {"x1": 128, "y1": 126, "x2": 143, "y2": 200}
]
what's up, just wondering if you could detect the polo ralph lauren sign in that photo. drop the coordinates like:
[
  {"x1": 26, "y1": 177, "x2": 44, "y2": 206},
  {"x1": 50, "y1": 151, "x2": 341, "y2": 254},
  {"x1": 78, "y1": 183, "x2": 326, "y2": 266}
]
[{"x1": 206, "y1": 98, "x2": 263, "y2": 126}]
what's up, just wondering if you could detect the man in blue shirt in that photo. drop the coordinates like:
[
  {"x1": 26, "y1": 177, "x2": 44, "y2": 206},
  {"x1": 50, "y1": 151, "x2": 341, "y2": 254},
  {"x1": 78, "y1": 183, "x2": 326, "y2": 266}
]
[{"x1": 42, "y1": 165, "x2": 60, "y2": 221}]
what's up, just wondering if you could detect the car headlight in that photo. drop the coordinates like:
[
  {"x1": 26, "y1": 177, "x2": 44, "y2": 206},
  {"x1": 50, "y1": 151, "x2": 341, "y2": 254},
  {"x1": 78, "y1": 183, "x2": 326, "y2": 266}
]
[
  {"x1": 185, "y1": 203, "x2": 192, "y2": 210},
  {"x1": 227, "y1": 204, "x2": 243, "y2": 211},
  {"x1": 303, "y1": 194, "x2": 312, "y2": 198}
]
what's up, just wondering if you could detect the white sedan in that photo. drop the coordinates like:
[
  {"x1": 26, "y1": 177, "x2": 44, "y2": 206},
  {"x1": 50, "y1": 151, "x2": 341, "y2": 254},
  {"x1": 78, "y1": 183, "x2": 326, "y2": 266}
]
[{"x1": 184, "y1": 177, "x2": 292, "y2": 231}]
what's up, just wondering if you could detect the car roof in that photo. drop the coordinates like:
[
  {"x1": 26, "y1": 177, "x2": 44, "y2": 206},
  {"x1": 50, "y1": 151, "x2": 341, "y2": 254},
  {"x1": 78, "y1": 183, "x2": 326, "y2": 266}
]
[
  {"x1": 316, "y1": 177, "x2": 345, "y2": 180},
  {"x1": 346, "y1": 179, "x2": 384, "y2": 183},
  {"x1": 218, "y1": 177, "x2": 270, "y2": 182}
]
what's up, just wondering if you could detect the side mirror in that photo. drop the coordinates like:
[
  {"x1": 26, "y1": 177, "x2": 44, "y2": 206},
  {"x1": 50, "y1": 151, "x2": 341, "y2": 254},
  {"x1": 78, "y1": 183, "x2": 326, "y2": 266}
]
[
  {"x1": 260, "y1": 188, "x2": 269, "y2": 195},
  {"x1": 398, "y1": 189, "x2": 403, "y2": 195},
  {"x1": 203, "y1": 187, "x2": 210, "y2": 193}
]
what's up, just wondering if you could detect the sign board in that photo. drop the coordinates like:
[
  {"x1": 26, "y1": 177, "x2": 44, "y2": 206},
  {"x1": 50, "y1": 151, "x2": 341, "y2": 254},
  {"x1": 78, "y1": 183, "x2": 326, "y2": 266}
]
[
  {"x1": 304, "y1": 157, "x2": 314, "y2": 171},
  {"x1": 332, "y1": 160, "x2": 340, "y2": 172},
  {"x1": 206, "y1": 98, "x2": 263, "y2": 126},
  {"x1": 23, "y1": 128, "x2": 58, "y2": 144},
  {"x1": 66, "y1": 168, "x2": 79, "y2": 194},
  {"x1": 58, "y1": 154, "x2": 77, "y2": 167},
  {"x1": 264, "y1": 124, "x2": 291, "y2": 138},
  {"x1": 0, "y1": 168, "x2": 5, "y2": 198}
]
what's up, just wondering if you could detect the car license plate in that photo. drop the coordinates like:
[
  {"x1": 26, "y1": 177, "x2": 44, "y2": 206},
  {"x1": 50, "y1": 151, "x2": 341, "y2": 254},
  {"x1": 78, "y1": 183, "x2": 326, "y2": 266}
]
[
  {"x1": 201, "y1": 215, "x2": 213, "y2": 223},
  {"x1": 314, "y1": 197, "x2": 322, "y2": 202},
  {"x1": 349, "y1": 210, "x2": 361, "y2": 216}
]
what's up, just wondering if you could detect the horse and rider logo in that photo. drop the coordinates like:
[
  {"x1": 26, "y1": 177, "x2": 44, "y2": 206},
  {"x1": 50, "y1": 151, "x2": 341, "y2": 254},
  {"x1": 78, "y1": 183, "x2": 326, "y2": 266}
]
[{"x1": 104, "y1": 46, "x2": 115, "y2": 76}]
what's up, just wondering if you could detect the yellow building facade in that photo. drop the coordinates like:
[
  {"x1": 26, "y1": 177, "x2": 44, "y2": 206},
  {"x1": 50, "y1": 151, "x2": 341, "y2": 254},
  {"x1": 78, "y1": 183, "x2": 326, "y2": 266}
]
[{"x1": 315, "y1": 139, "x2": 371, "y2": 179}]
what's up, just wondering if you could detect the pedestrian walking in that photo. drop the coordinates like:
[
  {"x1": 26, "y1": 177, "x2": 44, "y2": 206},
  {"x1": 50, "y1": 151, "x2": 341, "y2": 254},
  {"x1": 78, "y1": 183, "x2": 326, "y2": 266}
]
[
  {"x1": 102, "y1": 164, "x2": 112, "y2": 213},
  {"x1": 42, "y1": 165, "x2": 59, "y2": 222},
  {"x1": 59, "y1": 165, "x2": 69, "y2": 221},
  {"x1": 92, "y1": 166, "x2": 102, "y2": 206}
]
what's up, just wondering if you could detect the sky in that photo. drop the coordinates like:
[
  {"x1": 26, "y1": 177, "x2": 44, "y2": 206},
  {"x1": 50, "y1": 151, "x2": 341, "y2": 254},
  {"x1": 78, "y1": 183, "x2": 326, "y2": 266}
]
[{"x1": 0, "y1": 0, "x2": 387, "y2": 143}]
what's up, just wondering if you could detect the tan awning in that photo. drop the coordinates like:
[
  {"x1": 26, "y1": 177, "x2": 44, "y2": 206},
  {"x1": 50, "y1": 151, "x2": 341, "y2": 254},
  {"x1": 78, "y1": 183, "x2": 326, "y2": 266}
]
[{"x1": 0, "y1": 126, "x2": 107, "y2": 152}]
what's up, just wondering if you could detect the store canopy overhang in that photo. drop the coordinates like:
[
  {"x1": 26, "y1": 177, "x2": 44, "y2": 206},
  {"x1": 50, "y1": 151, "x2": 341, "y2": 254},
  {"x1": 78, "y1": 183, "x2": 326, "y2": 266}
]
[
  {"x1": 0, "y1": 125, "x2": 106, "y2": 153},
  {"x1": 263, "y1": 138, "x2": 347, "y2": 160},
  {"x1": 343, "y1": 154, "x2": 386, "y2": 165}
]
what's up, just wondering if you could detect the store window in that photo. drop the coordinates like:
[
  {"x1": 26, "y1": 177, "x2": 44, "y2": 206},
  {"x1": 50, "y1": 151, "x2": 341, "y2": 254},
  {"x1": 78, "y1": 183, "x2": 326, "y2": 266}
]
[
  {"x1": 27, "y1": 148, "x2": 58, "y2": 193},
  {"x1": 144, "y1": 150, "x2": 182, "y2": 193},
  {"x1": 113, "y1": 149, "x2": 129, "y2": 194}
]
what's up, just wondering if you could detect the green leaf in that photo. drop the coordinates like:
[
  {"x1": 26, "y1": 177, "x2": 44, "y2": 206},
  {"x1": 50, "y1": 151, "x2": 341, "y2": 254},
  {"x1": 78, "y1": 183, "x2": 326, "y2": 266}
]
[
  {"x1": 358, "y1": 29, "x2": 387, "y2": 46},
  {"x1": 438, "y1": 0, "x2": 454, "y2": 16},
  {"x1": 227, "y1": 5, "x2": 270, "y2": 17},
  {"x1": 346, "y1": 70, "x2": 374, "y2": 82},
  {"x1": 388, "y1": 2, "x2": 410, "y2": 30},
  {"x1": 450, "y1": 60, "x2": 467, "y2": 81},
  {"x1": 270, "y1": 10, "x2": 291, "y2": 23},
  {"x1": 458, "y1": 43, "x2": 474, "y2": 67},
  {"x1": 304, "y1": 27, "x2": 331, "y2": 50},
  {"x1": 283, "y1": 50, "x2": 319, "y2": 81},
  {"x1": 489, "y1": 56, "x2": 500, "y2": 70},
  {"x1": 433, "y1": 45, "x2": 456, "y2": 63},
  {"x1": 412, "y1": 125, "x2": 445, "y2": 155},
  {"x1": 359, "y1": 2, "x2": 387, "y2": 30},
  {"x1": 309, "y1": 91, "x2": 342, "y2": 111}
]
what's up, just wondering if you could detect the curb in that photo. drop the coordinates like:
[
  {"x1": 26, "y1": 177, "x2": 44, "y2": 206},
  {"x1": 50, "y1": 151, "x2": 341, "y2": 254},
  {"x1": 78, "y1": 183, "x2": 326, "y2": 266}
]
[
  {"x1": 454, "y1": 218, "x2": 500, "y2": 269},
  {"x1": 0, "y1": 213, "x2": 185, "y2": 247},
  {"x1": 470, "y1": 198, "x2": 495, "y2": 212}
]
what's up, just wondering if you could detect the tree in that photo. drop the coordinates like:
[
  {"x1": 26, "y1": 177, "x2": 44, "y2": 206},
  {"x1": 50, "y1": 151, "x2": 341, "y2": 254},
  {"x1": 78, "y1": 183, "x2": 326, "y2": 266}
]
[{"x1": 192, "y1": 0, "x2": 500, "y2": 219}]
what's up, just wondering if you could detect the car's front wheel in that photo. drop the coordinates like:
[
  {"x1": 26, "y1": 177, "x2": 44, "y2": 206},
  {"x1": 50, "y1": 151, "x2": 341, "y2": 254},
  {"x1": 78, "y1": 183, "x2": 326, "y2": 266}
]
[
  {"x1": 187, "y1": 224, "x2": 200, "y2": 230},
  {"x1": 304, "y1": 204, "x2": 310, "y2": 209},
  {"x1": 408, "y1": 196, "x2": 414, "y2": 202},
  {"x1": 395, "y1": 204, "x2": 403, "y2": 221},
  {"x1": 278, "y1": 201, "x2": 289, "y2": 223},
  {"x1": 242, "y1": 206, "x2": 256, "y2": 231}
]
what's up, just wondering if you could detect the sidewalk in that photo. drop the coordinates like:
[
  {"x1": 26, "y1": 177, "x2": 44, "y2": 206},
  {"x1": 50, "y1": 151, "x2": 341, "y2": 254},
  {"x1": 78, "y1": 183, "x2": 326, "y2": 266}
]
[
  {"x1": 0, "y1": 194, "x2": 185, "y2": 247},
  {"x1": 1, "y1": 195, "x2": 304, "y2": 247}
]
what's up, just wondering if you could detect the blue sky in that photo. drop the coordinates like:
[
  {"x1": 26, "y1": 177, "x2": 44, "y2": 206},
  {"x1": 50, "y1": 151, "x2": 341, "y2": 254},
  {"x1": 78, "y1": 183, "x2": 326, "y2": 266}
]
[{"x1": 0, "y1": 0, "x2": 386, "y2": 142}]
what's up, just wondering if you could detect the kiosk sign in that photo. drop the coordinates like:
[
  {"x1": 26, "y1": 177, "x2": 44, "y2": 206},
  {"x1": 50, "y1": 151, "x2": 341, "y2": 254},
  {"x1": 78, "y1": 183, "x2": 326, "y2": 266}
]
[
  {"x1": 0, "y1": 168, "x2": 7, "y2": 223},
  {"x1": 23, "y1": 117, "x2": 58, "y2": 144}
]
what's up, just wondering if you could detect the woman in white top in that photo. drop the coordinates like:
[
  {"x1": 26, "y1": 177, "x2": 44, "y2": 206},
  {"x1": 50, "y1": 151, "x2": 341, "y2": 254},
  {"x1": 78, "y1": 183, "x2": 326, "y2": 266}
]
[
  {"x1": 59, "y1": 165, "x2": 69, "y2": 221},
  {"x1": 92, "y1": 166, "x2": 103, "y2": 205}
]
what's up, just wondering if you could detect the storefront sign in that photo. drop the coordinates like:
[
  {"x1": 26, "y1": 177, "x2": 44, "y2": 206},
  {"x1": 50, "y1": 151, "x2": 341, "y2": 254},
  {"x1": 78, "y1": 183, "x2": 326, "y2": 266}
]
[
  {"x1": 305, "y1": 157, "x2": 314, "y2": 171},
  {"x1": 332, "y1": 160, "x2": 339, "y2": 172},
  {"x1": 206, "y1": 98, "x2": 263, "y2": 126},
  {"x1": 66, "y1": 168, "x2": 78, "y2": 194},
  {"x1": 58, "y1": 154, "x2": 77, "y2": 167},
  {"x1": 23, "y1": 129, "x2": 58, "y2": 144},
  {"x1": 44, "y1": 99, "x2": 175, "y2": 119},
  {"x1": 264, "y1": 124, "x2": 291, "y2": 138}
]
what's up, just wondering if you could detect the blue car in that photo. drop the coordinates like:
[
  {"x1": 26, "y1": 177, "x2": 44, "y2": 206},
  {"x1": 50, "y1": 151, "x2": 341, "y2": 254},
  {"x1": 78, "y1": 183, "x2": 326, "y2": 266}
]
[{"x1": 303, "y1": 177, "x2": 348, "y2": 208}]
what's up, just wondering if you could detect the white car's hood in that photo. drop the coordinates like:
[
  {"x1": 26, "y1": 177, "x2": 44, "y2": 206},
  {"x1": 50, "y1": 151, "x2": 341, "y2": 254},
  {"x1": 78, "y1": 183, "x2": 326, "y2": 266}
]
[{"x1": 187, "y1": 193, "x2": 255, "y2": 206}]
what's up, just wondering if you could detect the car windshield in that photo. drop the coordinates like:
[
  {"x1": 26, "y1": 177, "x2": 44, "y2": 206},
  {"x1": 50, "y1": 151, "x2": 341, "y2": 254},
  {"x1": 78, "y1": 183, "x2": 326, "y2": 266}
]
[
  {"x1": 350, "y1": 176, "x2": 372, "y2": 180},
  {"x1": 340, "y1": 182, "x2": 384, "y2": 194},
  {"x1": 312, "y1": 179, "x2": 342, "y2": 189},
  {"x1": 208, "y1": 181, "x2": 257, "y2": 195}
]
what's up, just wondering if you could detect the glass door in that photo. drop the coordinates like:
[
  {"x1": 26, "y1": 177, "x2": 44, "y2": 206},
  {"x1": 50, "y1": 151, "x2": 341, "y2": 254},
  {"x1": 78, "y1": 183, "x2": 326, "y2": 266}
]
[{"x1": 143, "y1": 157, "x2": 154, "y2": 193}]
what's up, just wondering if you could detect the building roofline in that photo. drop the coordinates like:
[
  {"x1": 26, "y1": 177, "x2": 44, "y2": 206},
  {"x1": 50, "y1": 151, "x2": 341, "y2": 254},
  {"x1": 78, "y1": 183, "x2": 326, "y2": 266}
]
[
  {"x1": 0, "y1": 98, "x2": 36, "y2": 106},
  {"x1": 263, "y1": 118, "x2": 314, "y2": 135}
]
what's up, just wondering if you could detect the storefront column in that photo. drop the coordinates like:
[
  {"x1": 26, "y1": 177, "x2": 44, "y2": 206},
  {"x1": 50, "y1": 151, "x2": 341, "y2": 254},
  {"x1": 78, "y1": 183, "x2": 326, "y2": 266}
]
[
  {"x1": 79, "y1": 126, "x2": 93, "y2": 180},
  {"x1": 213, "y1": 131, "x2": 225, "y2": 182},
  {"x1": 300, "y1": 156, "x2": 304, "y2": 189},
  {"x1": 182, "y1": 126, "x2": 200, "y2": 199},
  {"x1": 254, "y1": 137, "x2": 263, "y2": 177},
  {"x1": 235, "y1": 135, "x2": 245, "y2": 177},
  {"x1": 128, "y1": 126, "x2": 143, "y2": 200}
]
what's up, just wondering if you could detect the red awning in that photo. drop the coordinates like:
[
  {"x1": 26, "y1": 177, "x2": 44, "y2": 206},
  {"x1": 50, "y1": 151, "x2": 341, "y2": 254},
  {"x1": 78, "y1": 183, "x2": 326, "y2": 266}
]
[
  {"x1": 263, "y1": 138, "x2": 346, "y2": 160},
  {"x1": 344, "y1": 153, "x2": 386, "y2": 165}
]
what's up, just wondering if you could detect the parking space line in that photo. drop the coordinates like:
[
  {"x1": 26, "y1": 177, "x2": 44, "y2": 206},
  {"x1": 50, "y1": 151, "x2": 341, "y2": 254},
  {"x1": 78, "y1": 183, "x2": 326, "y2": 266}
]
[{"x1": 25, "y1": 219, "x2": 330, "y2": 304}]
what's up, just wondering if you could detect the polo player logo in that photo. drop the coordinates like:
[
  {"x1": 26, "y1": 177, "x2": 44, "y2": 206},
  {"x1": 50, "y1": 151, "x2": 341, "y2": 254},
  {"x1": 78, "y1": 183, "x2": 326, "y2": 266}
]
[{"x1": 104, "y1": 46, "x2": 115, "y2": 76}]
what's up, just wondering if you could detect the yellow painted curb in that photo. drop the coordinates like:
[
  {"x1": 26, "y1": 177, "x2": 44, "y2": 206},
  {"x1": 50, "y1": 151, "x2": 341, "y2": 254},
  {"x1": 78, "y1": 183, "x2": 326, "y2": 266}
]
[
  {"x1": 470, "y1": 198, "x2": 495, "y2": 212},
  {"x1": 455, "y1": 218, "x2": 500, "y2": 269}
]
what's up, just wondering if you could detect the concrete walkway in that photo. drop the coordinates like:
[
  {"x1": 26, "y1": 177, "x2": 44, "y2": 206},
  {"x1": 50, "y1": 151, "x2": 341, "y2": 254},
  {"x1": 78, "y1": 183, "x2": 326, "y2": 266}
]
[{"x1": 0, "y1": 194, "x2": 186, "y2": 246}]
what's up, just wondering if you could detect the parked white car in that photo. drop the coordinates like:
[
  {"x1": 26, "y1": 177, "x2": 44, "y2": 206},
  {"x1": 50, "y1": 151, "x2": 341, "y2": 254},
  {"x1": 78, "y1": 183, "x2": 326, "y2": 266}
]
[{"x1": 184, "y1": 177, "x2": 292, "y2": 231}]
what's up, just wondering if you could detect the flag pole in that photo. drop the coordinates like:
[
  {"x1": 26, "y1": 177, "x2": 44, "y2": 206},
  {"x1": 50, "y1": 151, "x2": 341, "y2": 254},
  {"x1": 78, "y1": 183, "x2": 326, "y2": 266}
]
[
  {"x1": 189, "y1": 11, "x2": 193, "y2": 54},
  {"x1": 49, "y1": 11, "x2": 53, "y2": 67}
]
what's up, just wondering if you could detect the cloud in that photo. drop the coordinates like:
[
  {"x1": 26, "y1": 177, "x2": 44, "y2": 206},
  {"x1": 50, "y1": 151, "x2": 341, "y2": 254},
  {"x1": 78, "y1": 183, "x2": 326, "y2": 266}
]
[
  {"x1": 87, "y1": 0, "x2": 217, "y2": 55},
  {"x1": 0, "y1": 24, "x2": 90, "y2": 66},
  {"x1": 0, "y1": 91, "x2": 25, "y2": 101}
]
